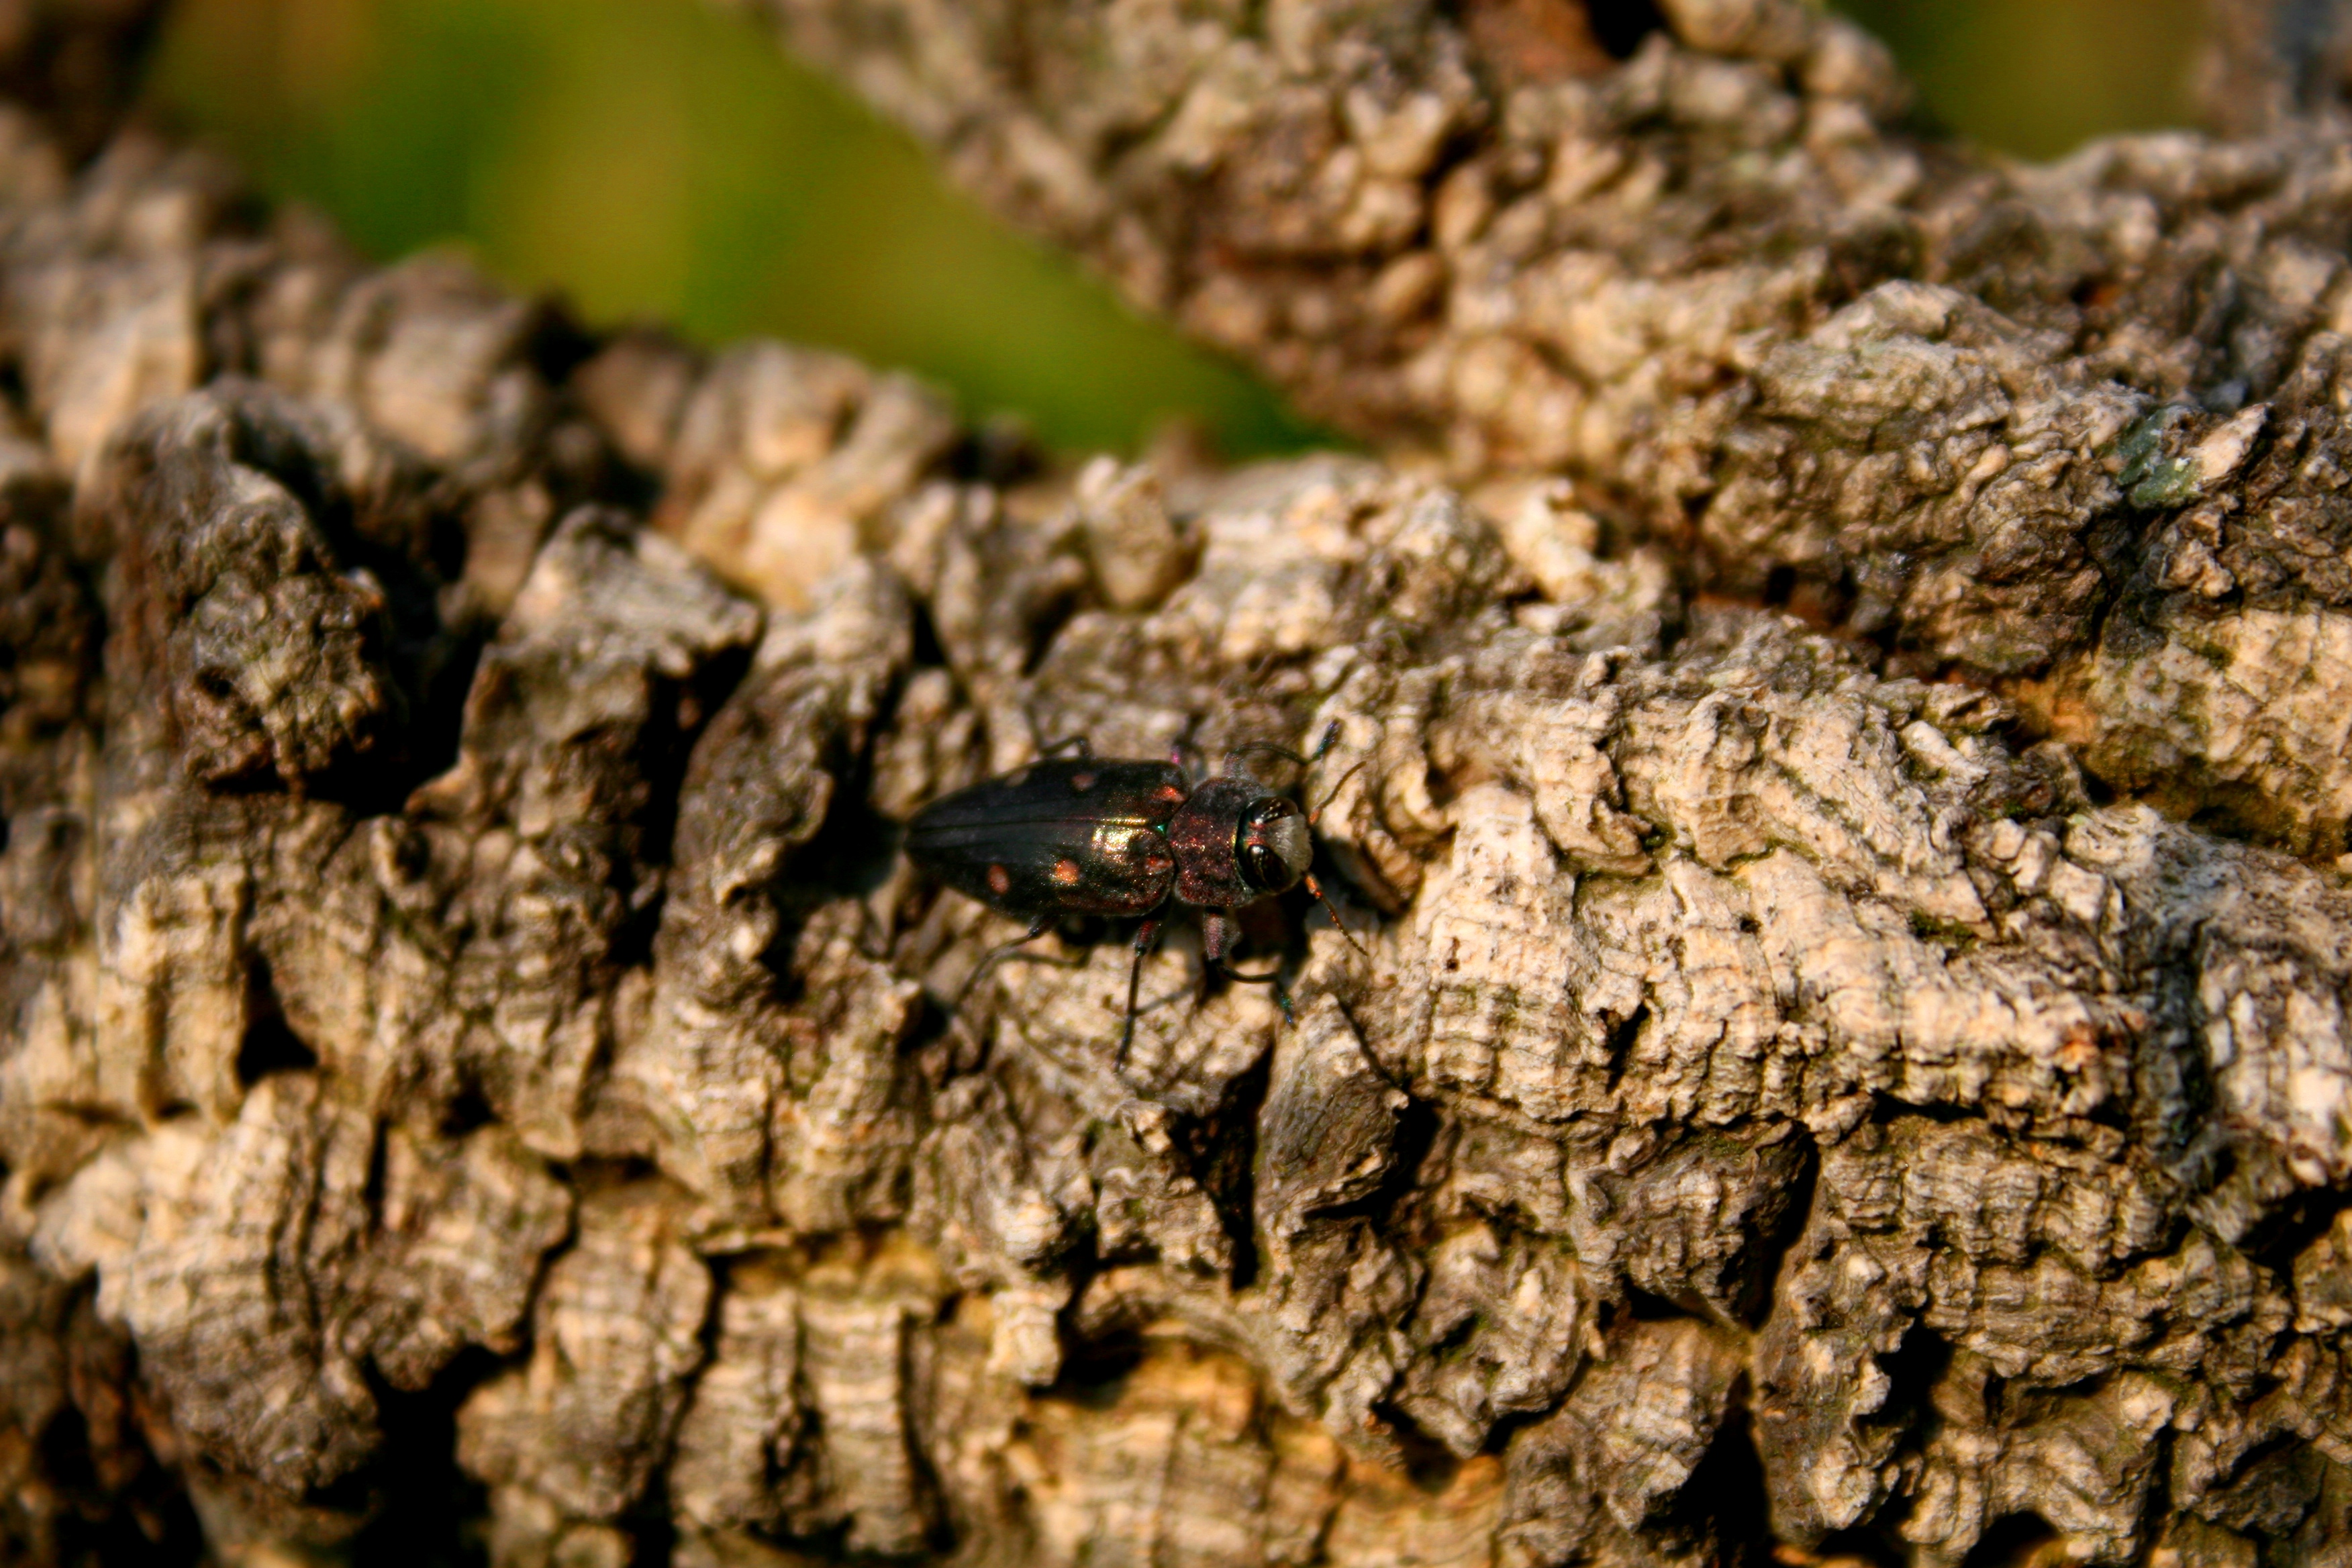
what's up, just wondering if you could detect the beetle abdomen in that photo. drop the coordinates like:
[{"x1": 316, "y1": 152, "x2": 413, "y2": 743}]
[{"x1": 906, "y1": 758, "x2": 1186, "y2": 918}]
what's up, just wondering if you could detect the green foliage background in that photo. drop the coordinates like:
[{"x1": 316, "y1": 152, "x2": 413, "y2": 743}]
[{"x1": 145, "y1": 0, "x2": 2202, "y2": 459}]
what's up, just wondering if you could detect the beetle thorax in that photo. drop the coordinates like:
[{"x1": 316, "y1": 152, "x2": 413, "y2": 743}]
[{"x1": 1167, "y1": 775, "x2": 1263, "y2": 908}]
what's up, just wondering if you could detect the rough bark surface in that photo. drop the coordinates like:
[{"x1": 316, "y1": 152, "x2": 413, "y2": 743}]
[
  {"x1": 3, "y1": 3, "x2": 2352, "y2": 1567},
  {"x1": 744, "y1": 0, "x2": 2352, "y2": 866}
]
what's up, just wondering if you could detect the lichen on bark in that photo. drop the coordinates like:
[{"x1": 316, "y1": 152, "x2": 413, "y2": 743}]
[{"x1": 5, "y1": 2, "x2": 2352, "y2": 1567}]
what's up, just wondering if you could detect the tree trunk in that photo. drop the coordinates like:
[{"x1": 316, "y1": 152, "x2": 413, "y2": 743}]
[{"x1": 6, "y1": 2, "x2": 2352, "y2": 1565}]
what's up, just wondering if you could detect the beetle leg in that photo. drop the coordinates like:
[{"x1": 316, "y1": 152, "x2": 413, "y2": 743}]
[
  {"x1": 1202, "y1": 908, "x2": 1294, "y2": 1022},
  {"x1": 1117, "y1": 916, "x2": 1163, "y2": 1068},
  {"x1": 1036, "y1": 734, "x2": 1093, "y2": 760},
  {"x1": 1203, "y1": 908, "x2": 1278, "y2": 981},
  {"x1": 954, "y1": 914, "x2": 1058, "y2": 1012},
  {"x1": 1209, "y1": 961, "x2": 1295, "y2": 1028},
  {"x1": 1198, "y1": 908, "x2": 1232, "y2": 1003}
]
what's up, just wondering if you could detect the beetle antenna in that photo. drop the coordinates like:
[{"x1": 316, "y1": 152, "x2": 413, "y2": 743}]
[
  {"x1": 1226, "y1": 740, "x2": 1308, "y2": 774},
  {"x1": 1311, "y1": 720, "x2": 1342, "y2": 765},
  {"x1": 1306, "y1": 760, "x2": 1367, "y2": 826},
  {"x1": 1303, "y1": 873, "x2": 1368, "y2": 957}
]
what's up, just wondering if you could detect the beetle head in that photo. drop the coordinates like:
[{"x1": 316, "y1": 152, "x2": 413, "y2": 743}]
[{"x1": 1239, "y1": 797, "x2": 1312, "y2": 893}]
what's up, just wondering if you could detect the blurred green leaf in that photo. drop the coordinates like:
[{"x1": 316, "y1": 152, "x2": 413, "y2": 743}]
[
  {"x1": 146, "y1": 0, "x2": 1323, "y2": 458},
  {"x1": 1828, "y1": 0, "x2": 2202, "y2": 160}
]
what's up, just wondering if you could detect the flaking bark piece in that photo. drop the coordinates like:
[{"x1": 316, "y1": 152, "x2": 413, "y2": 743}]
[
  {"x1": 70, "y1": 1078, "x2": 379, "y2": 1496},
  {"x1": 337, "y1": 1122, "x2": 574, "y2": 1392},
  {"x1": 88, "y1": 382, "x2": 445, "y2": 795},
  {"x1": 666, "y1": 1259, "x2": 805, "y2": 1535},
  {"x1": 457, "y1": 1180, "x2": 714, "y2": 1523}
]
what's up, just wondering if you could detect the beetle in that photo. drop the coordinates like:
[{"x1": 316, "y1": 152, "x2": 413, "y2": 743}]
[{"x1": 905, "y1": 731, "x2": 1361, "y2": 1058}]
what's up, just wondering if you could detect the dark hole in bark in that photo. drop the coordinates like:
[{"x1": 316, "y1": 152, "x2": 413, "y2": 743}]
[
  {"x1": 205, "y1": 399, "x2": 495, "y2": 815},
  {"x1": 439, "y1": 1082, "x2": 496, "y2": 1138},
  {"x1": 41, "y1": 1397, "x2": 208, "y2": 1567},
  {"x1": 522, "y1": 304, "x2": 600, "y2": 389},
  {"x1": 1585, "y1": 0, "x2": 1663, "y2": 59},
  {"x1": 620, "y1": 1465, "x2": 680, "y2": 1568},
  {"x1": 630, "y1": 634, "x2": 759, "y2": 895},
  {"x1": 1878, "y1": 1322, "x2": 1953, "y2": 1424},
  {"x1": 399, "y1": 626, "x2": 486, "y2": 808},
  {"x1": 1017, "y1": 579, "x2": 1089, "y2": 681},
  {"x1": 1602, "y1": 1000, "x2": 1647, "y2": 1093},
  {"x1": 2242, "y1": 1187, "x2": 2352, "y2": 1279},
  {"x1": 1959, "y1": 1511, "x2": 2057, "y2": 1568},
  {"x1": 1622, "y1": 1285, "x2": 1683, "y2": 1320},
  {"x1": 1369, "y1": 1400, "x2": 1463, "y2": 1492},
  {"x1": 1178, "y1": 1046, "x2": 1274, "y2": 1290},
  {"x1": 1659, "y1": 1391, "x2": 1774, "y2": 1566},
  {"x1": 1761, "y1": 565, "x2": 1798, "y2": 608},
  {"x1": 2075, "y1": 760, "x2": 2117, "y2": 808},
  {"x1": 1737, "y1": 1128, "x2": 1816, "y2": 1326},
  {"x1": 1814, "y1": 1522, "x2": 1908, "y2": 1567},
  {"x1": 224, "y1": 399, "x2": 338, "y2": 529},
  {"x1": 362, "y1": 1113, "x2": 390, "y2": 1217},
  {"x1": 236, "y1": 957, "x2": 319, "y2": 1087},
  {"x1": 336, "y1": 1347, "x2": 502, "y2": 1568},
  {"x1": 1050, "y1": 1326, "x2": 1151, "y2": 1404},
  {"x1": 2202, "y1": 1432, "x2": 2327, "y2": 1537},
  {"x1": 1312, "y1": 1089, "x2": 1440, "y2": 1232},
  {"x1": 2135, "y1": 896, "x2": 2224, "y2": 1167},
  {"x1": 32, "y1": 1400, "x2": 102, "y2": 1517},
  {"x1": 747, "y1": 713, "x2": 904, "y2": 1004},
  {"x1": 907, "y1": 597, "x2": 948, "y2": 672},
  {"x1": 1869, "y1": 1092, "x2": 1977, "y2": 1126}
]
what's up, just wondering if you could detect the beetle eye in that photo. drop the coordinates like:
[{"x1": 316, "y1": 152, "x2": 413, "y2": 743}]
[{"x1": 1240, "y1": 795, "x2": 1312, "y2": 893}]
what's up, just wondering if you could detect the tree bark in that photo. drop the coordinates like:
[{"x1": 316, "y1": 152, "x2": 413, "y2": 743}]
[
  {"x1": 4, "y1": 3, "x2": 2352, "y2": 1567},
  {"x1": 746, "y1": 0, "x2": 2352, "y2": 864},
  {"x1": 2199, "y1": 0, "x2": 2352, "y2": 136}
]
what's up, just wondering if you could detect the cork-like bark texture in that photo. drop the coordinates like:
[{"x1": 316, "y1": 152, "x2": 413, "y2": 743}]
[
  {"x1": 5, "y1": 3, "x2": 2352, "y2": 1566},
  {"x1": 742, "y1": 0, "x2": 2352, "y2": 867}
]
